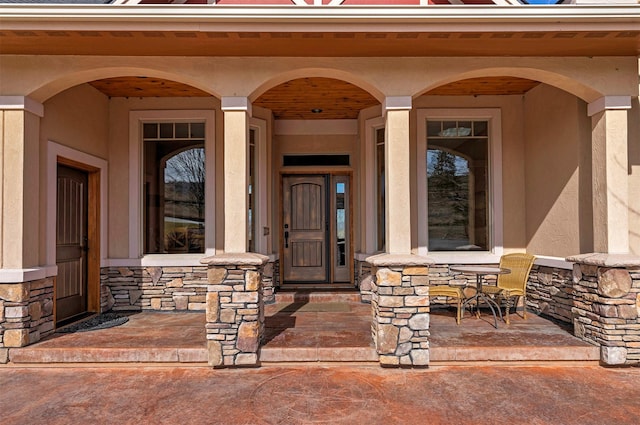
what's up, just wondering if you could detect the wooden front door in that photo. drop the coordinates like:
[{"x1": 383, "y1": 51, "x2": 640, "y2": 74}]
[
  {"x1": 282, "y1": 175, "x2": 328, "y2": 282},
  {"x1": 56, "y1": 164, "x2": 89, "y2": 323}
]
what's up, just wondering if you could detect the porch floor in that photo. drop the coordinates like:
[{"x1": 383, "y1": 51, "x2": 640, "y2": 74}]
[{"x1": 5, "y1": 291, "x2": 599, "y2": 366}]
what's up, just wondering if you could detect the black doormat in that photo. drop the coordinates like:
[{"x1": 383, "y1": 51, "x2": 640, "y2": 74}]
[{"x1": 57, "y1": 313, "x2": 129, "y2": 333}]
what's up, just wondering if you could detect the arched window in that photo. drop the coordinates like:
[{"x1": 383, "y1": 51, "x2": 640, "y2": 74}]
[{"x1": 143, "y1": 122, "x2": 206, "y2": 254}]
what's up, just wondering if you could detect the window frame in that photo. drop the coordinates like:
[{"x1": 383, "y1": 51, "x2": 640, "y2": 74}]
[
  {"x1": 129, "y1": 110, "x2": 216, "y2": 261},
  {"x1": 364, "y1": 116, "x2": 385, "y2": 254},
  {"x1": 249, "y1": 117, "x2": 269, "y2": 254},
  {"x1": 416, "y1": 108, "x2": 503, "y2": 261}
]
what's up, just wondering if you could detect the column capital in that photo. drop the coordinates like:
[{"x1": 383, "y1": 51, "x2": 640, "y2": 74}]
[
  {"x1": 587, "y1": 95, "x2": 631, "y2": 117},
  {"x1": 383, "y1": 96, "x2": 412, "y2": 112},
  {"x1": 0, "y1": 96, "x2": 44, "y2": 117},
  {"x1": 221, "y1": 96, "x2": 252, "y2": 115}
]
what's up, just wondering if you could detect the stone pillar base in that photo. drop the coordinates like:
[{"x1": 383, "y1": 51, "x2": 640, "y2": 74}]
[
  {"x1": 368, "y1": 254, "x2": 433, "y2": 367},
  {"x1": 0, "y1": 278, "x2": 54, "y2": 349},
  {"x1": 567, "y1": 253, "x2": 640, "y2": 366},
  {"x1": 201, "y1": 253, "x2": 268, "y2": 368}
]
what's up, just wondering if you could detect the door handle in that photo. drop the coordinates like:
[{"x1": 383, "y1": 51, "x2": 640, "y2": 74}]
[
  {"x1": 81, "y1": 236, "x2": 89, "y2": 252},
  {"x1": 284, "y1": 224, "x2": 289, "y2": 248}
]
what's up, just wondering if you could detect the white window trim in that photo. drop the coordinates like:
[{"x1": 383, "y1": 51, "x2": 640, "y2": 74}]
[
  {"x1": 46, "y1": 140, "x2": 109, "y2": 269},
  {"x1": 416, "y1": 108, "x2": 503, "y2": 261},
  {"x1": 364, "y1": 115, "x2": 385, "y2": 255},
  {"x1": 128, "y1": 110, "x2": 215, "y2": 259},
  {"x1": 249, "y1": 117, "x2": 269, "y2": 254}
]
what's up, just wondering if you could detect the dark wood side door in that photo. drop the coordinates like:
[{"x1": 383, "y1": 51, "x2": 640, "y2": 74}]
[
  {"x1": 282, "y1": 175, "x2": 328, "y2": 282},
  {"x1": 56, "y1": 164, "x2": 89, "y2": 323}
]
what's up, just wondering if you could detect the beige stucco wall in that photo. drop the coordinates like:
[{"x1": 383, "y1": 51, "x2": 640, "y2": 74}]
[
  {"x1": 2, "y1": 54, "x2": 639, "y2": 268},
  {"x1": 2, "y1": 56, "x2": 636, "y2": 106},
  {"x1": 39, "y1": 84, "x2": 110, "y2": 265},
  {"x1": 523, "y1": 84, "x2": 592, "y2": 257}
]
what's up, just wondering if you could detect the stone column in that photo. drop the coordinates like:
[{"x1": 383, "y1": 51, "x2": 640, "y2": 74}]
[
  {"x1": 567, "y1": 253, "x2": 640, "y2": 366},
  {"x1": 201, "y1": 253, "x2": 268, "y2": 368},
  {"x1": 383, "y1": 96, "x2": 412, "y2": 255},
  {"x1": 588, "y1": 96, "x2": 632, "y2": 254},
  {"x1": 0, "y1": 97, "x2": 50, "y2": 352},
  {"x1": 221, "y1": 97, "x2": 250, "y2": 254},
  {"x1": 368, "y1": 254, "x2": 433, "y2": 367}
]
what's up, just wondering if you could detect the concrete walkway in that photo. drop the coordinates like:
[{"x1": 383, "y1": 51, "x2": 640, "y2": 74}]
[{"x1": 1, "y1": 364, "x2": 639, "y2": 424}]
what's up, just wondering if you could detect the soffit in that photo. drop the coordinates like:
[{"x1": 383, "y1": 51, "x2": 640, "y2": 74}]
[
  {"x1": 2, "y1": 28, "x2": 639, "y2": 56},
  {"x1": 88, "y1": 76, "x2": 539, "y2": 119}
]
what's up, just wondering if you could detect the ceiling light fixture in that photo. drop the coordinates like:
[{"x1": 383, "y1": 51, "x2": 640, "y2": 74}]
[{"x1": 311, "y1": 108, "x2": 323, "y2": 113}]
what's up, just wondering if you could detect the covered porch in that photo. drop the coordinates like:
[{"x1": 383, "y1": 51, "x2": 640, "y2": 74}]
[{"x1": 5, "y1": 288, "x2": 599, "y2": 366}]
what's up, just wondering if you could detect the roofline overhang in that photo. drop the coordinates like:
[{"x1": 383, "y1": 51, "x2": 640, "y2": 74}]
[{"x1": 1, "y1": 5, "x2": 639, "y2": 33}]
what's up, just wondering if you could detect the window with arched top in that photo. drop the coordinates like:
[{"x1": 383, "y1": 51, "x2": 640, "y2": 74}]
[
  {"x1": 417, "y1": 109, "x2": 503, "y2": 257},
  {"x1": 426, "y1": 121, "x2": 488, "y2": 252},
  {"x1": 143, "y1": 122, "x2": 206, "y2": 254}
]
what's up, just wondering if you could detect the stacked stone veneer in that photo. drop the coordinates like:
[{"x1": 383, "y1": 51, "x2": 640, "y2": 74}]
[
  {"x1": 354, "y1": 259, "x2": 374, "y2": 303},
  {"x1": 566, "y1": 254, "x2": 640, "y2": 366},
  {"x1": 100, "y1": 266, "x2": 209, "y2": 312},
  {"x1": 527, "y1": 265, "x2": 573, "y2": 324},
  {"x1": 100, "y1": 261, "x2": 279, "y2": 312},
  {"x1": 368, "y1": 254, "x2": 432, "y2": 367},
  {"x1": 202, "y1": 253, "x2": 268, "y2": 368},
  {"x1": 0, "y1": 278, "x2": 54, "y2": 354}
]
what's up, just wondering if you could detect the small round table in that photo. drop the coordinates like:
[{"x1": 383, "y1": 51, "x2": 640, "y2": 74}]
[{"x1": 450, "y1": 266, "x2": 511, "y2": 328}]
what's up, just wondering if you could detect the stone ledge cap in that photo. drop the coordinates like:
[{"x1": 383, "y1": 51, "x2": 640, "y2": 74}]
[
  {"x1": 200, "y1": 253, "x2": 269, "y2": 266},
  {"x1": 366, "y1": 253, "x2": 434, "y2": 267},
  {"x1": 566, "y1": 253, "x2": 640, "y2": 268}
]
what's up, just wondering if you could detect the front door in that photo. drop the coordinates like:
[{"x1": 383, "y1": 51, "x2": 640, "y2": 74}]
[
  {"x1": 56, "y1": 164, "x2": 89, "y2": 323},
  {"x1": 282, "y1": 174, "x2": 350, "y2": 284}
]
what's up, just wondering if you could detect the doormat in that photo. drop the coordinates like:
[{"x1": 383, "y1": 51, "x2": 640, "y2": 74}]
[{"x1": 57, "y1": 313, "x2": 129, "y2": 333}]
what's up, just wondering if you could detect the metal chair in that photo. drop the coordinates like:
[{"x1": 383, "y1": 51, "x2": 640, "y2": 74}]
[{"x1": 480, "y1": 253, "x2": 535, "y2": 324}]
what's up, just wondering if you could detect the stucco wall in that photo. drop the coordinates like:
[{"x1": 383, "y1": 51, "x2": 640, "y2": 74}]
[
  {"x1": 39, "y1": 84, "x2": 110, "y2": 265},
  {"x1": 523, "y1": 84, "x2": 592, "y2": 257}
]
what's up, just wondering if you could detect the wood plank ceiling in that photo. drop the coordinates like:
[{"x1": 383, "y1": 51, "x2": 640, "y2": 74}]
[
  {"x1": 2, "y1": 30, "x2": 639, "y2": 57},
  {"x1": 88, "y1": 76, "x2": 540, "y2": 119}
]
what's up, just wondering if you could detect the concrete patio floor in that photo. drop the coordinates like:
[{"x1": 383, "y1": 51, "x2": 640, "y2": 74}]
[
  {"x1": 4, "y1": 290, "x2": 599, "y2": 365},
  {"x1": 1, "y1": 364, "x2": 639, "y2": 424}
]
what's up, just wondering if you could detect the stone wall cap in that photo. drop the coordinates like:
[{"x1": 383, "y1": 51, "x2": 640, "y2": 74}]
[
  {"x1": 200, "y1": 253, "x2": 270, "y2": 266},
  {"x1": 566, "y1": 253, "x2": 640, "y2": 268},
  {"x1": 366, "y1": 253, "x2": 435, "y2": 267}
]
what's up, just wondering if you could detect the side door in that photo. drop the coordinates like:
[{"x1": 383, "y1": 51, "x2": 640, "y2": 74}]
[{"x1": 56, "y1": 164, "x2": 89, "y2": 323}]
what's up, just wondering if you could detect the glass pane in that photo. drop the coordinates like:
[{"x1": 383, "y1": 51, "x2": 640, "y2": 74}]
[
  {"x1": 143, "y1": 123, "x2": 157, "y2": 139},
  {"x1": 473, "y1": 121, "x2": 488, "y2": 137},
  {"x1": 160, "y1": 123, "x2": 173, "y2": 139},
  {"x1": 427, "y1": 121, "x2": 441, "y2": 137},
  {"x1": 190, "y1": 123, "x2": 205, "y2": 139},
  {"x1": 336, "y1": 182, "x2": 346, "y2": 267},
  {"x1": 427, "y1": 124, "x2": 488, "y2": 252},
  {"x1": 143, "y1": 129, "x2": 205, "y2": 254},
  {"x1": 248, "y1": 134, "x2": 256, "y2": 252},
  {"x1": 175, "y1": 123, "x2": 189, "y2": 139}
]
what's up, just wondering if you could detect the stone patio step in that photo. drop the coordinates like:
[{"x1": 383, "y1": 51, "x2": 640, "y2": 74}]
[
  {"x1": 274, "y1": 289, "x2": 362, "y2": 304},
  {"x1": 260, "y1": 346, "x2": 379, "y2": 363},
  {"x1": 9, "y1": 347, "x2": 208, "y2": 364}
]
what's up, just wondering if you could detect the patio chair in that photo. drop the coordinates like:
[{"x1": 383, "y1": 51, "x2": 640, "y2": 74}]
[
  {"x1": 429, "y1": 285, "x2": 464, "y2": 325},
  {"x1": 480, "y1": 253, "x2": 536, "y2": 325}
]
